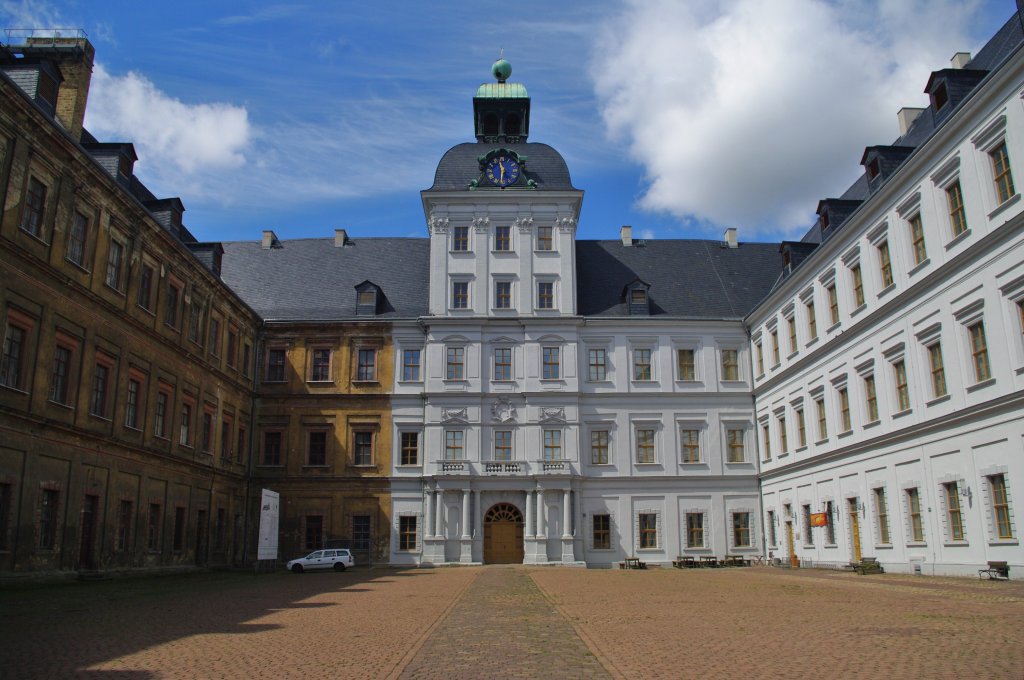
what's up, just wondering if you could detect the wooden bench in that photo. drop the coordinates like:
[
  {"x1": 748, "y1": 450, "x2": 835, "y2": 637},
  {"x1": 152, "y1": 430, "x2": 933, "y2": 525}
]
[
  {"x1": 620, "y1": 557, "x2": 647, "y2": 570},
  {"x1": 852, "y1": 557, "x2": 884, "y2": 575},
  {"x1": 672, "y1": 556, "x2": 698, "y2": 569},
  {"x1": 978, "y1": 561, "x2": 1009, "y2": 580},
  {"x1": 724, "y1": 555, "x2": 751, "y2": 567},
  {"x1": 699, "y1": 555, "x2": 719, "y2": 568}
]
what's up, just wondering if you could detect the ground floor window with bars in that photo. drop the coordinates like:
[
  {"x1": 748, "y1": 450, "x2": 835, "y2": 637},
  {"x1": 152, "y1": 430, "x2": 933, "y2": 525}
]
[
  {"x1": 592, "y1": 514, "x2": 610, "y2": 549},
  {"x1": 732, "y1": 512, "x2": 751, "y2": 547},
  {"x1": 352, "y1": 515, "x2": 371, "y2": 550},
  {"x1": 638, "y1": 513, "x2": 658, "y2": 549},
  {"x1": 305, "y1": 515, "x2": 323, "y2": 550},
  {"x1": 399, "y1": 516, "x2": 417, "y2": 550},
  {"x1": 686, "y1": 512, "x2": 704, "y2": 548}
]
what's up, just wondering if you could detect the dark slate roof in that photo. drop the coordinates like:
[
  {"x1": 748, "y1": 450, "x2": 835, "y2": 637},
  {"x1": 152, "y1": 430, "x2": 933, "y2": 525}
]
[
  {"x1": 426, "y1": 142, "x2": 577, "y2": 191},
  {"x1": 577, "y1": 240, "x2": 781, "y2": 318},
  {"x1": 220, "y1": 237, "x2": 430, "y2": 320}
]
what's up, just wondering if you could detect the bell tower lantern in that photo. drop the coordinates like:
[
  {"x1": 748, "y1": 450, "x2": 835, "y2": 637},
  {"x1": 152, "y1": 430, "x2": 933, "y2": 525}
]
[{"x1": 473, "y1": 58, "x2": 530, "y2": 143}]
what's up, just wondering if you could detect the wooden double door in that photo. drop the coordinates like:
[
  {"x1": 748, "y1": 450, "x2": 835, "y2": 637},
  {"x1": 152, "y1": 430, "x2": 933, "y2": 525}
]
[{"x1": 483, "y1": 503, "x2": 524, "y2": 564}]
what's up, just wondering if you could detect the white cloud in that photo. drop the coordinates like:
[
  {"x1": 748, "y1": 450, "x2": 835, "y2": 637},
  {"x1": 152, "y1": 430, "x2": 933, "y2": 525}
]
[
  {"x1": 85, "y1": 64, "x2": 250, "y2": 178},
  {"x1": 638, "y1": 228, "x2": 655, "y2": 240},
  {"x1": 592, "y1": 0, "x2": 984, "y2": 238}
]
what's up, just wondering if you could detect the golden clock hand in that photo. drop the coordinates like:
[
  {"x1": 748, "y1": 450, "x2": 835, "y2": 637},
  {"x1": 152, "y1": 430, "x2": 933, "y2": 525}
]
[{"x1": 499, "y1": 163, "x2": 505, "y2": 182}]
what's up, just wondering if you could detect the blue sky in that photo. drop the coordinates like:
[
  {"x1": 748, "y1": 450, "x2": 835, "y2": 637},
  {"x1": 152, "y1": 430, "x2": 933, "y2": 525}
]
[{"x1": 2, "y1": 1, "x2": 1017, "y2": 243}]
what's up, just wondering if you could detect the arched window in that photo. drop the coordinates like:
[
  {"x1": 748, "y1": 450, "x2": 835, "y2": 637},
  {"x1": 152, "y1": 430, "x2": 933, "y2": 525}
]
[
  {"x1": 483, "y1": 113, "x2": 499, "y2": 136},
  {"x1": 505, "y1": 113, "x2": 521, "y2": 136}
]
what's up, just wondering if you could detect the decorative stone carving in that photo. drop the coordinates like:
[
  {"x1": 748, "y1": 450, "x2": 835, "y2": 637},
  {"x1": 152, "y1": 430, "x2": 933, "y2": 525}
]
[
  {"x1": 555, "y1": 217, "x2": 576, "y2": 233},
  {"x1": 429, "y1": 215, "x2": 450, "y2": 234},
  {"x1": 472, "y1": 216, "x2": 491, "y2": 233},
  {"x1": 539, "y1": 407, "x2": 566, "y2": 422},
  {"x1": 491, "y1": 398, "x2": 517, "y2": 423},
  {"x1": 441, "y1": 407, "x2": 468, "y2": 423},
  {"x1": 513, "y1": 217, "x2": 534, "y2": 232}
]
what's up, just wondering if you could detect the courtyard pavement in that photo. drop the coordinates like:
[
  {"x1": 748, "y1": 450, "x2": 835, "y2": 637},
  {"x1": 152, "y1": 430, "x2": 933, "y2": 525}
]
[{"x1": 1, "y1": 566, "x2": 1022, "y2": 679}]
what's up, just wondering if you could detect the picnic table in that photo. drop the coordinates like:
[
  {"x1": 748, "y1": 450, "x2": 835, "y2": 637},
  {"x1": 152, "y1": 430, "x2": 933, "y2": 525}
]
[
  {"x1": 699, "y1": 555, "x2": 719, "y2": 568},
  {"x1": 620, "y1": 556, "x2": 647, "y2": 570}
]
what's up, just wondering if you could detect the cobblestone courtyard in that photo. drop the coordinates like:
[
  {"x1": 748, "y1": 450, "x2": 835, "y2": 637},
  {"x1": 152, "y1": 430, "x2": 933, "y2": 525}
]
[{"x1": 2, "y1": 566, "x2": 1022, "y2": 679}]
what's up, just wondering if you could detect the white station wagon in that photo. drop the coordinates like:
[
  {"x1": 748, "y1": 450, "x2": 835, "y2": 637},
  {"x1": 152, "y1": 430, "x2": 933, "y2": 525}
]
[{"x1": 286, "y1": 549, "x2": 355, "y2": 573}]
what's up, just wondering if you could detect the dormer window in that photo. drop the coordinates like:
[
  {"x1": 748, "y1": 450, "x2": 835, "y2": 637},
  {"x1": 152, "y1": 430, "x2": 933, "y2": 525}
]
[
  {"x1": 820, "y1": 211, "x2": 830, "y2": 230},
  {"x1": 866, "y1": 158, "x2": 880, "y2": 180},
  {"x1": 37, "y1": 71, "x2": 58, "y2": 106},
  {"x1": 358, "y1": 291, "x2": 375, "y2": 305},
  {"x1": 625, "y1": 279, "x2": 652, "y2": 316},
  {"x1": 931, "y1": 82, "x2": 949, "y2": 111},
  {"x1": 118, "y1": 154, "x2": 133, "y2": 179},
  {"x1": 355, "y1": 281, "x2": 381, "y2": 316},
  {"x1": 630, "y1": 290, "x2": 648, "y2": 305}
]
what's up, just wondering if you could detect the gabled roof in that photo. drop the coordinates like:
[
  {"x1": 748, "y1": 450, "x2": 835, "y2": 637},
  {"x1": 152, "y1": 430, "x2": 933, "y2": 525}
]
[
  {"x1": 220, "y1": 237, "x2": 430, "y2": 321},
  {"x1": 576, "y1": 240, "x2": 780, "y2": 318}
]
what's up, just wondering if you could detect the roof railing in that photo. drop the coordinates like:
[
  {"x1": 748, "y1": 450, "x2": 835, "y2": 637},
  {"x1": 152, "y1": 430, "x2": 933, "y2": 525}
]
[{"x1": 2, "y1": 28, "x2": 88, "y2": 47}]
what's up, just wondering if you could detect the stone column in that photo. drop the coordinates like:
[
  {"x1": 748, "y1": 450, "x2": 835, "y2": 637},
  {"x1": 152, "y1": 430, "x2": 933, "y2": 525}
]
[
  {"x1": 435, "y1": 488, "x2": 445, "y2": 538},
  {"x1": 461, "y1": 489, "x2": 471, "y2": 539},
  {"x1": 474, "y1": 490, "x2": 483, "y2": 538},
  {"x1": 562, "y1": 488, "x2": 572, "y2": 539},
  {"x1": 525, "y1": 489, "x2": 535, "y2": 538},
  {"x1": 537, "y1": 488, "x2": 546, "y2": 539},
  {"x1": 424, "y1": 489, "x2": 435, "y2": 538}
]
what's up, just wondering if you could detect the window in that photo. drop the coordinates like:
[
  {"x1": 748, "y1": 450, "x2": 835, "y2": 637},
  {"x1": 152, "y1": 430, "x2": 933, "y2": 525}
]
[
  {"x1": 201, "y1": 408, "x2": 213, "y2": 452},
  {"x1": 851, "y1": 265, "x2": 865, "y2": 307},
  {"x1": 721, "y1": 349, "x2": 739, "y2": 380},
  {"x1": 909, "y1": 214, "x2": 927, "y2": 266},
  {"x1": 593, "y1": 514, "x2": 611, "y2": 549},
  {"x1": 304, "y1": 515, "x2": 323, "y2": 550},
  {"x1": 907, "y1": 488, "x2": 924, "y2": 542},
  {"x1": 356, "y1": 348, "x2": 376, "y2": 382},
  {"x1": 236, "y1": 425, "x2": 247, "y2": 462},
  {"x1": 591, "y1": 430, "x2": 609, "y2": 464},
  {"x1": 638, "y1": 513, "x2": 658, "y2": 549},
  {"x1": 727, "y1": 429, "x2": 745, "y2": 462},
  {"x1": 771, "y1": 331, "x2": 780, "y2": 365},
  {"x1": 357, "y1": 290, "x2": 375, "y2": 306},
  {"x1": 400, "y1": 432, "x2": 419, "y2": 466},
  {"x1": 944, "y1": 482, "x2": 965, "y2": 541},
  {"x1": 928, "y1": 343, "x2": 947, "y2": 398},
  {"x1": 815, "y1": 397, "x2": 828, "y2": 440},
  {"x1": 778, "y1": 416, "x2": 788, "y2": 454},
  {"x1": 21, "y1": 176, "x2": 47, "y2": 237},
  {"x1": 154, "y1": 389, "x2": 169, "y2": 438},
  {"x1": 825, "y1": 501, "x2": 836, "y2": 544},
  {"x1": 263, "y1": 431, "x2": 282, "y2": 466},
  {"x1": 67, "y1": 212, "x2": 88, "y2": 266},
  {"x1": 787, "y1": 317, "x2": 797, "y2": 354},
  {"x1": 39, "y1": 489, "x2": 58, "y2": 549},
  {"x1": 732, "y1": 512, "x2": 751, "y2": 547},
  {"x1": 803, "y1": 505, "x2": 814, "y2": 546},
  {"x1": 493, "y1": 430, "x2": 512, "y2": 461},
  {"x1": 451, "y1": 281, "x2": 469, "y2": 309},
  {"x1": 147, "y1": 504, "x2": 161, "y2": 551},
  {"x1": 864, "y1": 375, "x2": 878, "y2": 421},
  {"x1": 989, "y1": 474, "x2": 1013, "y2": 539},
  {"x1": 117, "y1": 499, "x2": 133, "y2": 551},
  {"x1": 215, "y1": 508, "x2": 226, "y2": 550},
  {"x1": 630, "y1": 289, "x2": 648, "y2": 305},
  {"x1": 677, "y1": 349, "x2": 695, "y2": 381},
  {"x1": 399, "y1": 516, "x2": 418, "y2": 550},
  {"x1": 633, "y1": 348, "x2": 652, "y2": 381},
  {"x1": 537, "y1": 281, "x2": 554, "y2": 309},
  {"x1": 542, "y1": 346, "x2": 560, "y2": 380},
  {"x1": 494, "y1": 281, "x2": 512, "y2": 309},
  {"x1": 494, "y1": 347, "x2": 512, "y2": 381},
  {"x1": 755, "y1": 343, "x2": 764, "y2": 375},
  {"x1": 680, "y1": 429, "x2": 700, "y2": 463},
  {"x1": 806, "y1": 300, "x2": 818, "y2": 340},
  {"x1": 106, "y1": 239, "x2": 125, "y2": 291},
  {"x1": 137, "y1": 264, "x2": 154, "y2": 311},
  {"x1": 838, "y1": 387, "x2": 851, "y2": 431},
  {"x1": 946, "y1": 180, "x2": 968, "y2": 237},
  {"x1": 494, "y1": 225, "x2": 511, "y2": 251},
  {"x1": 352, "y1": 515, "x2": 371, "y2": 550},
  {"x1": 179, "y1": 402, "x2": 193, "y2": 446},
  {"x1": 452, "y1": 225, "x2": 469, "y2": 251},
  {"x1": 226, "y1": 328, "x2": 237, "y2": 367},
  {"x1": 543, "y1": 430, "x2": 562, "y2": 460},
  {"x1": 402, "y1": 349, "x2": 421, "y2": 381},
  {"x1": 893, "y1": 361, "x2": 910, "y2": 411},
  {"x1": 125, "y1": 378, "x2": 141, "y2": 429},
  {"x1": 89, "y1": 363, "x2": 110, "y2": 418},
  {"x1": 795, "y1": 410, "x2": 807, "y2": 448},
  {"x1": 536, "y1": 226, "x2": 553, "y2": 251},
  {"x1": 221, "y1": 418, "x2": 233, "y2": 459},
  {"x1": 188, "y1": 303, "x2": 203, "y2": 344},
  {"x1": 874, "y1": 488, "x2": 890, "y2": 544},
  {"x1": 827, "y1": 284, "x2": 840, "y2": 324},
  {"x1": 208, "y1": 318, "x2": 221, "y2": 356},
  {"x1": 267, "y1": 349, "x2": 285, "y2": 382},
  {"x1": 762, "y1": 424, "x2": 771, "y2": 461},
  {"x1": 588, "y1": 349, "x2": 607, "y2": 381},
  {"x1": 636, "y1": 428, "x2": 655, "y2": 464},
  {"x1": 444, "y1": 430, "x2": 464, "y2": 460},
  {"x1": 311, "y1": 348, "x2": 331, "y2": 382},
  {"x1": 353, "y1": 431, "x2": 373, "y2": 466},
  {"x1": 686, "y1": 513, "x2": 704, "y2": 548},
  {"x1": 173, "y1": 507, "x2": 185, "y2": 552},
  {"x1": 878, "y1": 241, "x2": 893, "y2": 288},
  {"x1": 446, "y1": 347, "x2": 465, "y2": 380},
  {"x1": 767, "y1": 510, "x2": 777, "y2": 547},
  {"x1": 990, "y1": 141, "x2": 1015, "y2": 204},
  {"x1": 164, "y1": 281, "x2": 180, "y2": 327},
  {"x1": 968, "y1": 321, "x2": 991, "y2": 382},
  {"x1": 242, "y1": 343, "x2": 251, "y2": 377},
  {"x1": 307, "y1": 431, "x2": 327, "y2": 466},
  {"x1": 48, "y1": 345, "x2": 71, "y2": 404}
]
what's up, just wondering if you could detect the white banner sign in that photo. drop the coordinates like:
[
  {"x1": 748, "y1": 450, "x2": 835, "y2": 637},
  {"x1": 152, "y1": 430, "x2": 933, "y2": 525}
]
[{"x1": 257, "y1": 488, "x2": 279, "y2": 561}]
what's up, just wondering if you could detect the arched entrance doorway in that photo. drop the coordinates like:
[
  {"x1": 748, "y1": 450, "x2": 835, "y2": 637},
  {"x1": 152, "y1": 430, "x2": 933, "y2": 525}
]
[{"x1": 484, "y1": 503, "x2": 524, "y2": 564}]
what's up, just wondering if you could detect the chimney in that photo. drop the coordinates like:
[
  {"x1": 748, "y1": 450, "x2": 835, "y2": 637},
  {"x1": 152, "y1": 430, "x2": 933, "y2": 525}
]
[
  {"x1": 950, "y1": 52, "x2": 972, "y2": 69},
  {"x1": 620, "y1": 225, "x2": 633, "y2": 247},
  {"x1": 897, "y1": 107, "x2": 924, "y2": 136},
  {"x1": 334, "y1": 229, "x2": 348, "y2": 247},
  {"x1": 723, "y1": 227, "x2": 738, "y2": 248},
  {"x1": 26, "y1": 34, "x2": 95, "y2": 141},
  {"x1": 261, "y1": 230, "x2": 279, "y2": 250}
]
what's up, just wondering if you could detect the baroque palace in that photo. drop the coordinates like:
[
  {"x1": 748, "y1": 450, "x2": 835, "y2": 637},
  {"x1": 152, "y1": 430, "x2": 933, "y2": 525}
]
[{"x1": 1, "y1": 12, "x2": 1022, "y2": 577}]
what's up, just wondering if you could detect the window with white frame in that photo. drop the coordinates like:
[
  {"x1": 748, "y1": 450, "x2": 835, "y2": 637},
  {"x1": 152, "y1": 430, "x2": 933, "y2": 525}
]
[
  {"x1": 446, "y1": 346, "x2": 465, "y2": 380},
  {"x1": 986, "y1": 473, "x2": 1014, "y2": 540},
  {"x1": 494, "y1": 280, "x2": 512, "y2": 310},
  {"x1": 942, "y1": 481, "x2": 966, "y2": 542},
  {"x1": 726, "y1": 427, "x2": 746, "y2": 462},
  {"x1": 543, "y1": 429, "x2": 562, "y2": 460},
  {"x1": 451, "y1": 280, "x2": 469, "y2": 310},
  {"x1": 542, "y1": 346, "x2": 560, "y2": 380},
  {"x1": 685, "y1": 512, "x2": 705, "y2": 548},
  {"x1": 444, "y1": 430, "x2": 464, "y2": 460},
  {"x1": 967, "y1": 321, "x2": 991, "y2": 383},
  {"x1": 401, "y1": 348, "x2": 422, "y2": 382},
  {"x1": 536, "y1": 280, "x2": 555, "y2": 310},
  {"x1": 493, "y1": 430, "x2": 512, "y2": 461},
  {"x1": 677, "y1": 347, "x2": 697, "y2": 380},
  {"x1": 399, "y1": 431, "x2": 420, "y2": 466},
  {"x1": 731, "y1": 511, "x2": 752, "y2": 548},
  {"x1": 905, "y1": 487, "x2": 925, "y2": 544},
  {"x1": 451, "y1": 225, "x2": 469, "y2": 252},
  {"x1": 493, "y1": 347, "x2": 512, "y2": 381},
  {"x1": 590, "y1": 429, "x2": 610, "y2": 465},
  {"x1": 721, "y1": 348, "x2": 740, "y2": 380},
  {"x1": 494, "y1": 225, "x2": 511, "y2": 252},
  {"x1": 592, "y1": 513, "x2": 611, "y2": 549},
  {"x1": 633, "y1": 347, "x2": 653, "y2": 381},
  {"x1": 679, "y1": 428, "x2": 700, "y2": 463},
  {"x1": 637, "y1": 512, "x2": 658, "y2": 549},
  {"x1": 635, "y1": 427, "x2": 656, "y2": 464},
  {"x1": 873, "y1": 487, "x2": 891, "y2": 545},
  {"x1": 587, "y1": 347, "x2": 607, "y2": 381}
]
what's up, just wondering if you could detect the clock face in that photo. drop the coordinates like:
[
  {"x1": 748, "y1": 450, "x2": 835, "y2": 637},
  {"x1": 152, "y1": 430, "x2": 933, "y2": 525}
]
[{"x1": 485, "y1": 155, "x2": 520, "y2": 187}]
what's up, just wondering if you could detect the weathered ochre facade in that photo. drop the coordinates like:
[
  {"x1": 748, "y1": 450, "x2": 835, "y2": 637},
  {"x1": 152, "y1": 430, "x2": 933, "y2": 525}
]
[{"x1": 254, "y1": 324, "x2": 394, "y2": 564}]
